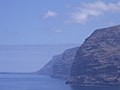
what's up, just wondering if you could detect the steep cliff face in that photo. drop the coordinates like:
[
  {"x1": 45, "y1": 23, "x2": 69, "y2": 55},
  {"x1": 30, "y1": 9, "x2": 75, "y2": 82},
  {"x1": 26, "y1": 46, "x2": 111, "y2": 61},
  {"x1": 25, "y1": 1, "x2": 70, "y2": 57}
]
[
  {"x1": 51, "y1": 47, "x2": 78, "y2": 79},
  {"x1": 37, "y1": 47, "x2": 78, "y2": 79},
  {"x1": 37, "y1": 54, "x2": 62, "y2": 75},
  {"x1": 69, "y1": 25, "x2": 120, "y2": 86}
]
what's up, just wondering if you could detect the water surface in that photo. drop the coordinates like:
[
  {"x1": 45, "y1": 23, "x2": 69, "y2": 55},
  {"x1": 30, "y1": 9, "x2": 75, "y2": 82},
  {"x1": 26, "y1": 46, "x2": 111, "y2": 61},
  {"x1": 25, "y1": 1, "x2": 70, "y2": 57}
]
[{"x1": 0, "y1": 74, "x2": 119, "y2": 90}]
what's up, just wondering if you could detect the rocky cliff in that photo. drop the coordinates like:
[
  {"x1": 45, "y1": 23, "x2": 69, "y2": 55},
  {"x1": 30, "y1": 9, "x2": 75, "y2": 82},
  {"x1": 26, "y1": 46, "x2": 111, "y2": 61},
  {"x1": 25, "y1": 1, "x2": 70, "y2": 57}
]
[
  {"x1": 37, "y1": 54, "x2": 62, "y2": 75},
  {"x1": 68, "y1": 25, "x2": 120, "y2": 86},
  {"x1": 37, "y1": 47, "x2": 78, "y2": 79}
]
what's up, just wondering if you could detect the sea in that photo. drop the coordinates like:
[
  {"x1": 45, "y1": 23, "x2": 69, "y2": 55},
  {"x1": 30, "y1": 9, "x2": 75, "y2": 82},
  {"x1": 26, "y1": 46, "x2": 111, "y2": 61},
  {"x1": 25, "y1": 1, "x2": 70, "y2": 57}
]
[{"x1": 0, "y1": 74, "x2": 120, "y2": 90}]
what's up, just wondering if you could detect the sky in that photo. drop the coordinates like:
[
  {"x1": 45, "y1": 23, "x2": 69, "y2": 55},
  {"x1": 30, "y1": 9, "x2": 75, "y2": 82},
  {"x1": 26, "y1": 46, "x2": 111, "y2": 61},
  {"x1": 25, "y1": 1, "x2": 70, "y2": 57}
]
[
  {"x1": 0, "y1": 0, "x2": 120, "y2": 45},
  {"x1": 0, "y1": 44, "x2": 78, "y2": 72},
  {"x1": 0, "y1": 0, "x2": 120, "y2": 72}
]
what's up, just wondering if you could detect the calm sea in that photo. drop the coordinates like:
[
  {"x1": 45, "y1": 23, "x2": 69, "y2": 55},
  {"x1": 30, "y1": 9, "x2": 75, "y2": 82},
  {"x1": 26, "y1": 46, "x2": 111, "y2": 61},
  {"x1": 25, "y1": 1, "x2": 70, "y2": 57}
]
[{"x1": 0, "y1": 74, "x2": 119, "y2": 90}]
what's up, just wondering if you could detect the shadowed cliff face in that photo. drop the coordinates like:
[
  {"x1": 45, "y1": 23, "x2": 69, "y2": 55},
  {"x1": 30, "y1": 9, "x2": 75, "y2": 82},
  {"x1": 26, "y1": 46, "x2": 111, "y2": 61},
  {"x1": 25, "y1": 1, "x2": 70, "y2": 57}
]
[
  {"x1": 37, "y1": 47, "x2": 78, "y2": 79},
  {"x1": 36, "y1": 54, "x2": 62, "y2": 75},
  {"x1": 69, "y1": 25, "x2": 120, "y2": 86},
  {"x1": 51, "y1": 47, "x2": 78, "y2": 79}
]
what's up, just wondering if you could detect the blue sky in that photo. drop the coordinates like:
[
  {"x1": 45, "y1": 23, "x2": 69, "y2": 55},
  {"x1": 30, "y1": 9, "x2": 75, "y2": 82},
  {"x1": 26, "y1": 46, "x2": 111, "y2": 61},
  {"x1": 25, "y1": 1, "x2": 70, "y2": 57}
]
[
  {"x1": 0, "y1": 0, "x2": 120, "y2": 45},
  {"x1": 0, "y1": 0, "x2": 120, "y2": 72}
]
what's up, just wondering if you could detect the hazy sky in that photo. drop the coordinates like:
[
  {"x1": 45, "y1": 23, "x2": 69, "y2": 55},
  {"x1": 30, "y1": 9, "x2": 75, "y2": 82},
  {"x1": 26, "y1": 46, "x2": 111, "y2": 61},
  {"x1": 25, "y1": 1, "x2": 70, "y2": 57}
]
[
  {"x1": 0, "y1": 0, "x2": 120, "y2": 72},
  {"x1": 0, "y1": 44, "x2": 79, "y2": 72},
  {"x1": 0, "y1": 0, "x2": 120, "y2": 45}
]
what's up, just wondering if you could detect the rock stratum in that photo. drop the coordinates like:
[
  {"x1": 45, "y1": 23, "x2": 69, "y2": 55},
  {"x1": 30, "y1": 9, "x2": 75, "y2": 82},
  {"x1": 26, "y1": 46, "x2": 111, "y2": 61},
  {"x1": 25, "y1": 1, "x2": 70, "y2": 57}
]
[
  {"x1": 37, "y1": 47, "x2": 78, "y2": 79},
  {"x1": 68, "y1": 25, "x2": 120, "y2": 86}
]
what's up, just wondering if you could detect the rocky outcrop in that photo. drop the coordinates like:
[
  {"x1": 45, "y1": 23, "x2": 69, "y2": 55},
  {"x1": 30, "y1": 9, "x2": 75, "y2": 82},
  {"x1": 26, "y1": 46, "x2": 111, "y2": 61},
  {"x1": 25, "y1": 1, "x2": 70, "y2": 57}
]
[
  {"x1": 68, "y1": 25, "x2": 120, "y2": 86},
  {"x1": 37, "y1": 47, "x2": 78, "y2": 79}
]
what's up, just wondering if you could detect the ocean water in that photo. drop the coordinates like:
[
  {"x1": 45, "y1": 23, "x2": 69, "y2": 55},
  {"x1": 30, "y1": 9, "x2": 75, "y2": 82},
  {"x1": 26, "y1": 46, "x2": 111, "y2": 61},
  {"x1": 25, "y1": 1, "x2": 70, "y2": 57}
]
[{"x1": 0, "y1": 74, "x2": 120, "y2": 90}]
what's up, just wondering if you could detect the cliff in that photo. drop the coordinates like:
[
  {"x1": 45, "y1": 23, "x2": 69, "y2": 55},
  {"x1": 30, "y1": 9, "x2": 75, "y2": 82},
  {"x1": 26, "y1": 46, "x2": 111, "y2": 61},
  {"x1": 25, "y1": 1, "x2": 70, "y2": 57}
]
[
  {"x1": 68, "y1": 25, "x2": 120, "y2": 86},
  {"x1": 37, "y1": 47, "x2": 78, "y2": 79},
  {"x1": 37, "y1": 54, "x2": 62, "y2": 75}
]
